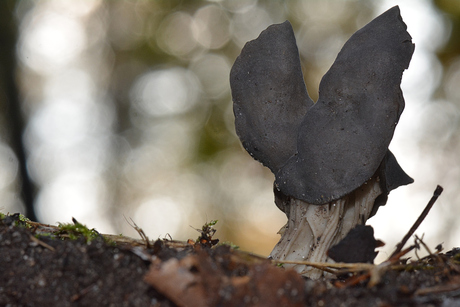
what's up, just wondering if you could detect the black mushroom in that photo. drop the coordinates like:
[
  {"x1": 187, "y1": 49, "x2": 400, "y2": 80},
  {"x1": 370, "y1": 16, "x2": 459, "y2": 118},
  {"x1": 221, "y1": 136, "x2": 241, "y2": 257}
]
[{"x1": 230, "y1": 6, "x2": 414, "y2": 279}]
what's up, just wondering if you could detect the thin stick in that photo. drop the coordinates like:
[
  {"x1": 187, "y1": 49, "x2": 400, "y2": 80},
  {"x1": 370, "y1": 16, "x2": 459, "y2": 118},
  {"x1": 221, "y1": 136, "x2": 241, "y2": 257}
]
[
  {"x1": 387, "y1": 245, "x2": 417, "y2": 263},
  {"x1": 415, "y1": 234, "x2": 433, "y2": 256},
  {"x1": 29, "y1": 235, "x2": 55, "y2": 252},
  {"x1": 272, "y1": 260, "x2": 375, "y2": 271},
  {"x1": 389, "y1": 185, "x2": 443, "y2": 259}
]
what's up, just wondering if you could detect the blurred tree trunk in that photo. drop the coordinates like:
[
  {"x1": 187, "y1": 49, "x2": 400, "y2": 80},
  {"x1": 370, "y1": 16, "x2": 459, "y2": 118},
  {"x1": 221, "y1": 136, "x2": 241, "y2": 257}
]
[{"x1": 0, "y1": 0, "x2": 37, "y2": 221}]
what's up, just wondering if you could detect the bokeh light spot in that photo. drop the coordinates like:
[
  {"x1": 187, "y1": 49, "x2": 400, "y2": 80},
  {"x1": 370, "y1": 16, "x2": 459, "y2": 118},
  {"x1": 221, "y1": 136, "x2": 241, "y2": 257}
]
[
  {"x1": 190, "y1": 54, "x2": 231, "y2": 99},
  {"x1": 133, "y1": 197, "x2": 186, "y2": 238},
  {"x1": 193, "y1": 5, "x2": 231, "y2": 49},
  {"x1": 18, "y1": 11, "x2": 86, "y2": 73},
  {"x1": 130, "y1": 68, "x2": 200, "y2": 117},
  {"x1": 156, "y1": 12, "x2": 197, "y2": 57},
  {"x1": 36, "y1": 171, "x2": 113, "y2": 233}
]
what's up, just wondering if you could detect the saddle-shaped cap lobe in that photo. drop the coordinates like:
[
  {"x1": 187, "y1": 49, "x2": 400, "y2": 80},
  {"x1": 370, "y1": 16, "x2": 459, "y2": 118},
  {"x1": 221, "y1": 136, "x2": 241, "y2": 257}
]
[
  {"x1": 231, "y1": 21, "x2": 313, "y2": 173},
  {"x1": 275, "y1": 6, "x2": 414, "y2": 204}
]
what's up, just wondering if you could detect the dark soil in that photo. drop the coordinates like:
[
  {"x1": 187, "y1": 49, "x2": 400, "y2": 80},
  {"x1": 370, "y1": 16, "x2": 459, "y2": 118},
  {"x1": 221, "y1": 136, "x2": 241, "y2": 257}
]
[{"x1": 1, "y1": 214, "x2": 460, "y2": 307}]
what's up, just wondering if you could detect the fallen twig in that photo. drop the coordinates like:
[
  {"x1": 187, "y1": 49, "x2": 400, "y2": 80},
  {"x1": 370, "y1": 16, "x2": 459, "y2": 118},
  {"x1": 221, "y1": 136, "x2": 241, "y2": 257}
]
[
  {"x1": 272, "y1": 260, "x2": 375, "y2": 273},
  {"x1": 390, "y1": 185, "x2": 443, "y2": 259},
  {"x1": 29, "y1": 234, "x2": 55, "y2": 252},
  {"x1": 124, "y1": 216, "x2": 151, "y2": 249},
  {"x1": 415, "y1": 281, "x2": 460, "y2": 296},
  {"x1": 415, "y1": 235, "x2": 434, "y2": 258}
]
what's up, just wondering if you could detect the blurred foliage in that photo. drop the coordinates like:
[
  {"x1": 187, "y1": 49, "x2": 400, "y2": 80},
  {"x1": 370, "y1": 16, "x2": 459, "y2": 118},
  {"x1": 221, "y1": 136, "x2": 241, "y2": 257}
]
[{"x1": 435, "y1": 0, "x2": 460, "y2": 62}]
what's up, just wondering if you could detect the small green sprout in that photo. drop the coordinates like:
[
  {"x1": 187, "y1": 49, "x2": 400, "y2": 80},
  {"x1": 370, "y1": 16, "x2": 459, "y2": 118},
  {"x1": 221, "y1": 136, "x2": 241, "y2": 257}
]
[
  {"x1": 18, "y1": 214, "x2": 31, "y2": 223},
  {"x1": 57, "y1": 218, "x2": 100, "y2": 243},
  {"x1": 193, "y1": 219, "x2": 219, "y2": 247},
  {"x1": 203, "y1": 220, "x2": 218, "y2": 228},
  {"x1": 0, "y1": 213, "x2": 31, "y2": 228}
]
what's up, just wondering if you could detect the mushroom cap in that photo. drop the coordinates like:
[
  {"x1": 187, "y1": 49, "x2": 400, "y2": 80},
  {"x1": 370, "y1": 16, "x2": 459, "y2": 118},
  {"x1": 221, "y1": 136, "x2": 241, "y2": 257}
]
[
  {"x1": 275, "y1": 6, "x2": 414, "y2": 204},
  {"x1": 231, "y1": 21, "x2": 313, "y2": 173},
  {"x1": 230, "y1": 6, "x2": 414, "y2": 205}
]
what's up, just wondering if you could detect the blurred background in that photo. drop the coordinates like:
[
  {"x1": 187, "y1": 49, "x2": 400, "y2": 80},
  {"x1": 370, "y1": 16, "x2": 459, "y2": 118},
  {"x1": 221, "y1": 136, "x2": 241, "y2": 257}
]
[{"x1": 0, "y1": 0, "x2": 459, "y2": 262}]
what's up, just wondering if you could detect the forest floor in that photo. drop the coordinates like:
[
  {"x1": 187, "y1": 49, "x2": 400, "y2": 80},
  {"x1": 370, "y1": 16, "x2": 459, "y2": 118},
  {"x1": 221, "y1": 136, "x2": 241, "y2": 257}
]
[{"x1": 1, "y1": 213, "x2": 460, "y2": 307}]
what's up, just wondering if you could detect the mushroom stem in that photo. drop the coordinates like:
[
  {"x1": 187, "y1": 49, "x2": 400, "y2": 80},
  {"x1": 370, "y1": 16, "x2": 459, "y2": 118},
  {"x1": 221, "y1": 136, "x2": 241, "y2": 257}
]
[{"x1": 270, "y1": 176, "x2": 382, "y2": 279}]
